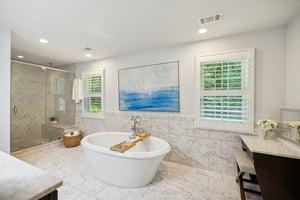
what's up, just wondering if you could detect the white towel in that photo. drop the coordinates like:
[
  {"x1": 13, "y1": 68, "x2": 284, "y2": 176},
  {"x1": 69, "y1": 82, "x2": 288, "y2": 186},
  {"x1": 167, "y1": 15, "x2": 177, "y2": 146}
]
[{"x1": 72, "y1": 79, "x2": 83, "y2": 103}]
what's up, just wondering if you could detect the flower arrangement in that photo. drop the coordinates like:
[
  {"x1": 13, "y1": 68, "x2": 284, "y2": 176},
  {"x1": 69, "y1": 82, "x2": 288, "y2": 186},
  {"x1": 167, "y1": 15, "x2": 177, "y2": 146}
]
[
  {"x1": 288, "y1": 121, "x2": 300, "y2": 141},
  {"x1": 257, "y1": 119, "x2": 278, "y2": 139}
]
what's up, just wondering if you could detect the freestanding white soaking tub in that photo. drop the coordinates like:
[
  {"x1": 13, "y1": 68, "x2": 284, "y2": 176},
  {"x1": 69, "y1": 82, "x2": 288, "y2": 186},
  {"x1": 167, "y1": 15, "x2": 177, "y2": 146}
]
[{"x1": 81, "y1": 132, "x2": 171, "y2": 188}]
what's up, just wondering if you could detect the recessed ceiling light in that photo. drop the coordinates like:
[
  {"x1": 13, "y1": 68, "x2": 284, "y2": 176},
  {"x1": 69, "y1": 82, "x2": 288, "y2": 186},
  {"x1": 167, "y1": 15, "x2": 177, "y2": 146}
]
[
  {"x1": 39, "y1": 38, "x2": 48, "y2": 44},
  {"x1": 85, "y1": 53, "x2": 92, "y2": 57},
  {"x1": 198, "y1": 28, "x2": 208, "y2": 34},
  {"x1": 17, "y1": 55, "x2": 24, "y2": 59}
]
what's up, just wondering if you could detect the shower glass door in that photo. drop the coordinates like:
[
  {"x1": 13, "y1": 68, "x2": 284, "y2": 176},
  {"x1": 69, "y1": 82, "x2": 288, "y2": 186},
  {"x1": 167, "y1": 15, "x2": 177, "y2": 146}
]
[
  {"x1": 45, "y1": 69, "x2": 75, "y2": 141},
  {"x1": 11, "y1": 61, "x2": 76, "y2": 152},
  {"x1": 11, "y1": 62, "x2": 46, "y2": 151}
]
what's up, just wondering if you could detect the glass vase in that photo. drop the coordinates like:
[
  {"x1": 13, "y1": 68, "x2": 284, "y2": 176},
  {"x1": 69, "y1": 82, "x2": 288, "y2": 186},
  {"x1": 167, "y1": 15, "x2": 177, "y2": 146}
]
[{"x1": 263, "y1": 130, "x2": 269, "y2": 139}]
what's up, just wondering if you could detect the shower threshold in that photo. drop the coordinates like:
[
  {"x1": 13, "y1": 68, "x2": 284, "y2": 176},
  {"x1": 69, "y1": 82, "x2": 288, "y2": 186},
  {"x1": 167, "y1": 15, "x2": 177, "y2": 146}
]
[{"x1": 11, "y1": 138, "x2": 63, "y2": 154}]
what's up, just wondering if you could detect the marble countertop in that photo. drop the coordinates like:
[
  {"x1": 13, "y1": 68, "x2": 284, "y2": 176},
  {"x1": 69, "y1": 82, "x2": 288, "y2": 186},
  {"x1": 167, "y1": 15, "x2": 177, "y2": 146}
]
[
  {"x1": 240, "y1": 134, "x2": 300, "y2": 159},
  {"x1": 0, "y1": 151, "x2": 62, "y2": 200}
]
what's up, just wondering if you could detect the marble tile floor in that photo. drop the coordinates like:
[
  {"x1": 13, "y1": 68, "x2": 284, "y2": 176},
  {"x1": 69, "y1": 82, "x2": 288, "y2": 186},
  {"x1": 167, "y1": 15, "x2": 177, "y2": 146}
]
[{"x1": 12, "y1": 141, "x2": 260, "y2": 200}]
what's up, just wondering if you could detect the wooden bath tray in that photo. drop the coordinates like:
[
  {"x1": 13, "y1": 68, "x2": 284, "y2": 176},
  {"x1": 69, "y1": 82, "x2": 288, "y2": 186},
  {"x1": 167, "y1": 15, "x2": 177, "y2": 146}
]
[{"x1": 110, "y1": 132, "x2": 150, "y2": 153}]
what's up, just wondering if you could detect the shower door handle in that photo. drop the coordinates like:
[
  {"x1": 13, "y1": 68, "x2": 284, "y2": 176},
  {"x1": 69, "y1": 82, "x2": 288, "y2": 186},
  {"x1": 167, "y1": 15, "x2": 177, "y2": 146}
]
[{"x1": 13, "y1": 106, "x2": 17, "y2": 114}]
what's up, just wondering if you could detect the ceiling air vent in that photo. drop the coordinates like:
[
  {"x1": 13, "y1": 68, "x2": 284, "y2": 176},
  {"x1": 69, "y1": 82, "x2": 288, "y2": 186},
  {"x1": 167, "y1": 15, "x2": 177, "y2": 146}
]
[{"x1": 199, "y1": 12, "x2": 222, "y2": 25}]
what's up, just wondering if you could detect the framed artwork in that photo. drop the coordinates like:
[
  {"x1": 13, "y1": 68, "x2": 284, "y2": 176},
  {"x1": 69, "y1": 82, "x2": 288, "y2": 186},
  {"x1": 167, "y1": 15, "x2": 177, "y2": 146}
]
[{"x1": 118, "y1": 61, "x2": 179, "y2": 112}]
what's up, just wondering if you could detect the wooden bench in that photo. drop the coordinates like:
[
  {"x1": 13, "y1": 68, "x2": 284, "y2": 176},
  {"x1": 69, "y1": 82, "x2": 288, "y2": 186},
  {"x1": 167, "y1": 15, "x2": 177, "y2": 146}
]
[{"x1": 234, "y1": 150, "x2": 261, "y2": 200}]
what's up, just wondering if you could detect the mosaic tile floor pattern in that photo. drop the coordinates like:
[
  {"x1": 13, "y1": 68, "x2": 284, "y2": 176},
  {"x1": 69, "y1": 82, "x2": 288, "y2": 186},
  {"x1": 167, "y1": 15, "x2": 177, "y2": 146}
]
[{"x1": 13, "y1": 142, "x2": 261, "y2": 200}]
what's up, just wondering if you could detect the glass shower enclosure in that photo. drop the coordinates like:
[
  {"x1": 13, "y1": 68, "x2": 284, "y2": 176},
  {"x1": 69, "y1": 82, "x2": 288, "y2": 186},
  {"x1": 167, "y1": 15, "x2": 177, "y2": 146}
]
[{"x1": 10, "y1": 61, "x2": 75, "y2": 152}]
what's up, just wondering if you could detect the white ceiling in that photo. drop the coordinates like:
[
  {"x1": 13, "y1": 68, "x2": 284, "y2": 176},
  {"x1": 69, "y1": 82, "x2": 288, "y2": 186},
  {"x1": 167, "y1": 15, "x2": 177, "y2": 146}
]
[{"x1": 0, "y1": 0, "x2": 299, "y2": 67}]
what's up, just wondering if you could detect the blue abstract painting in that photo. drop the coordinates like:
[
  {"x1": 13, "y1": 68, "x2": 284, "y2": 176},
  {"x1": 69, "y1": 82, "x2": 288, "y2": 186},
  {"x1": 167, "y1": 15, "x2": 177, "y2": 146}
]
[{"x1": 119, "y1": 61, "x2": 179, "y2": 112}]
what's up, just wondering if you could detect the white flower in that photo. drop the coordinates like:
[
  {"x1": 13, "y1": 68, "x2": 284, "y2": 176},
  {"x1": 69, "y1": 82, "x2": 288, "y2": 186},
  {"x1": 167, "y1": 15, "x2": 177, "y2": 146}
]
[
  {"x1": 288, "y1": 121, "x2": 300, "y2": 134},
  {"x1": 288, "y1": 121, "x2": 300, "y2": 128},
  {"x1": 257, "y1": 119, "x2": 278, "y2": 131}
]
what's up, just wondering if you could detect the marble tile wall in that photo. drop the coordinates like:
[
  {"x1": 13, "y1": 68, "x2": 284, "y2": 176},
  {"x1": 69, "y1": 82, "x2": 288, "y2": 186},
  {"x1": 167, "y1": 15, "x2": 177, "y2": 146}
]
[{"x1": 76, "y1": 109, "x2": 242, "y2": 176}]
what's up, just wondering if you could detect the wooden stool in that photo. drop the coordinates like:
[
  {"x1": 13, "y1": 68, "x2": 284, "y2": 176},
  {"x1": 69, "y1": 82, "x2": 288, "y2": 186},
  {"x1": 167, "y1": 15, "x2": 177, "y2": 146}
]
[{"x1": 234, "y1": 150, "x2": 262, "y2": 200}]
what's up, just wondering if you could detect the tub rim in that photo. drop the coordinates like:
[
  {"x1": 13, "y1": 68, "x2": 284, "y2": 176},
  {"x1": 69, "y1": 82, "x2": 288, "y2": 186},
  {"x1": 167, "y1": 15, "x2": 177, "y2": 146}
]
[{"x1": 81, "y1": 132, "x2": 171, "y2": 159}]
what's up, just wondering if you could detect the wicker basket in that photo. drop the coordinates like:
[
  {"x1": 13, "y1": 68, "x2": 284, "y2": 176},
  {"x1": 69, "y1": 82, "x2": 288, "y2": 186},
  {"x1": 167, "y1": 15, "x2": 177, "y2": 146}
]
[{"x1": 63, "y1": 131, "x2": 82, "y2": 148}]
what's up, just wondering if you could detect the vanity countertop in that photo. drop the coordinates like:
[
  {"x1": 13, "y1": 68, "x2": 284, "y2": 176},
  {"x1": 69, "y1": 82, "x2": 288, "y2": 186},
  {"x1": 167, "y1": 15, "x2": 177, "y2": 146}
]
[
  {"x1": 0, "y1": 151, "x2": 62, "y2": 200},
  {"x1": 240, "y1": 134, "x2": 300, "y2": 159}
]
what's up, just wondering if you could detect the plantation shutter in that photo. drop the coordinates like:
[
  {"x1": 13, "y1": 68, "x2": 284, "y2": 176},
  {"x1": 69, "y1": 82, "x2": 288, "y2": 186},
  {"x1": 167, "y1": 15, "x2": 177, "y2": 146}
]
[
  {"x1": 200, "y1": 59, "x2": 248, "y2": 122},
  {"x1": 195, "y1": 49, "x2": 255, "y2": 133},
  {"x1": 82, "y1": 70, "x2": 104, "y2": 118}
]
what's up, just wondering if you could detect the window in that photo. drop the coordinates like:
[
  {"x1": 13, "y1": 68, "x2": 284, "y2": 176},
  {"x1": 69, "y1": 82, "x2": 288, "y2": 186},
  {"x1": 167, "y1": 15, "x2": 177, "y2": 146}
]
[
  {"x1": 52, "y1": 78, "x2": 65, "y2": 95},
  {"x1": 82, "y1": 69, "x2": 104, "y2": 118},
  {"x1": 195, "y1": 49, "x2": 255, "y2": 133},
  {"x1": 52, "y1": 78, "x2": 65, "y2": 111}
]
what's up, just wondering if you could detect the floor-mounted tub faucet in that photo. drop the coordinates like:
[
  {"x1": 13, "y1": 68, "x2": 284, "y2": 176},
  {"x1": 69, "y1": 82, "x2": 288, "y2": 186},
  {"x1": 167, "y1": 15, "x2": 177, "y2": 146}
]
[{"x1": 131, "y1": 116, "x2": 142, "y2": 136}]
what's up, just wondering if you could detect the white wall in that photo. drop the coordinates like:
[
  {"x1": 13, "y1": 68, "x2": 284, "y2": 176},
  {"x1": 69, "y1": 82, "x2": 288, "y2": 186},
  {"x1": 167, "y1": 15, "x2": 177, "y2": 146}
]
[
  {"x1": 0, "y1": 25, "x2": 11, "y2": 153},
  {"x1": 65, "y1": 26, "x2": 287, "y2": 175},
  {"x1": 76, "y1": 27, "x2": 286, "y2": 121},
  {"x1": 286, "y1": 12, "x2": 300, "y2": 108}
]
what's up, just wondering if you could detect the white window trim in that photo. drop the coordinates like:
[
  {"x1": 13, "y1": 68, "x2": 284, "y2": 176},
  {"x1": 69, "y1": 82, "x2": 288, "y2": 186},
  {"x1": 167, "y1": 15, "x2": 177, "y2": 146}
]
[
  {"x1": 82, "y1": 68, "x2": 105, "y2": 119},
  {"x1": 194, "y1": 48, "x2": 255, "y2": 133}
]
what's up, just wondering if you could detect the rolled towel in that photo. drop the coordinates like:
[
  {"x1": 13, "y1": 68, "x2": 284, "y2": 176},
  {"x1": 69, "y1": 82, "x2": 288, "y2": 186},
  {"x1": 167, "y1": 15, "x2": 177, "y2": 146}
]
[{"x1": 64, "y1": 131, "x2": 80, "y2": 137}]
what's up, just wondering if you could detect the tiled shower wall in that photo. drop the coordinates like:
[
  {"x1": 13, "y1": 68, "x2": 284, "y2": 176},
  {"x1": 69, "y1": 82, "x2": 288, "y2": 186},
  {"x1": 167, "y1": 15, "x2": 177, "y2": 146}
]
[{"x1": 76, "y1": 104, "x2": 241, "y2": 176}]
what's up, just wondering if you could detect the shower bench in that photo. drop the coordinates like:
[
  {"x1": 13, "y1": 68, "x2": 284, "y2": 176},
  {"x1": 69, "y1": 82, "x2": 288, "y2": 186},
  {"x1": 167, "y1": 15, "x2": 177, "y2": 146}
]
[{"x1": 43, "y1": 123, "x2": 77, "y2": 141}]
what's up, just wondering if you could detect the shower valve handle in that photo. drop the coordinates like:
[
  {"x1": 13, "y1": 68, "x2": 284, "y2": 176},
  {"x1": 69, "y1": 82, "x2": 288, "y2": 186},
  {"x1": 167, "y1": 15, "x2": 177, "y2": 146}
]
[{"x1": 13, "y1": 106, "x2": 17, "y2": 114}]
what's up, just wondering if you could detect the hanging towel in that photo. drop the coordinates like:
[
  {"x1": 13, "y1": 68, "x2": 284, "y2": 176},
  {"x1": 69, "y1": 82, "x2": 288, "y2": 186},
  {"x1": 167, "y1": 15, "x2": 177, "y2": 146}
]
[{"x1": 72, "y1": 79, "x2": 83, "y2": 103}]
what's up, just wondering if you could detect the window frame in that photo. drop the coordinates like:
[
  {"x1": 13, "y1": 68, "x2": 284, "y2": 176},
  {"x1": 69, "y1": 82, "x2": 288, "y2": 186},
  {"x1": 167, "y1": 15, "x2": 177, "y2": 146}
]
[
  {"x1": 194, "y1": 48, "x2": 255, "y2": 133},
  {"x1": 82, "y1": 69, "x2": 104, "y2": 119}
]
